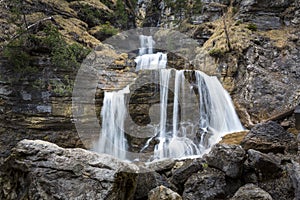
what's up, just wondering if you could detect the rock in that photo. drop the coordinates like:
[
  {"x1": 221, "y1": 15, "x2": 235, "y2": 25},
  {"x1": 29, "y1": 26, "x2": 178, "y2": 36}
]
[
  {"x1": 146, "y1": 158, "x2": 176, "y2": 173},
  {"x1": 170, "y1": 158, "x2": 204, "y2": 193},
  {"x1": 237, "y1": 0, "x2": 292, "y2": 30},
  {"x1": 241, "y1": 121, "x2": 296, "y2": 153},
  {"x1": 182, "y1": 167, "x2": 240, "y2": 200},
  {"x1": 230, "y1": 184, "x2": 273, "y2": 200},
  {"x1": 247, "y1": 149, "x2": 282, "y2": 180},
  {"x1": 205, "y1": 144, "x2": 245, "y2": 178},
  {"x1": 288, "y1": 161, "x2": 300, "y2": 200},
  {"x1": 0, "y1": 139, "x2": 138, "y2": 200},
  {"x1": 258, "y1": 176, "x2": 295, "y2": 200},
  {"x1": 148, "y1": 185, "x2": 182, "y2": 200},
  {"x1": 134, "y1": 170, "x2": 170, "y2": 200}
]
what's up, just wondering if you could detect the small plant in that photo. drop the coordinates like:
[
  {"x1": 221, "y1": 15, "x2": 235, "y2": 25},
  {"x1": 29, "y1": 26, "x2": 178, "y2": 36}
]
[
  {"x1": 50, "y1": 75, "x2": 74, "y2": 96},
  {"x1": 208, "y1": 48, "x2": 225, "y2": 58},
  {"x1": 202, "y1": 163, "x2": 208, "y2": 169},
  {"x1": 94, "y1": 22, "x2": 119, "y2": 41},
  {"x1": 246, "y1": 23, "x2": 257, "y2": 31}
]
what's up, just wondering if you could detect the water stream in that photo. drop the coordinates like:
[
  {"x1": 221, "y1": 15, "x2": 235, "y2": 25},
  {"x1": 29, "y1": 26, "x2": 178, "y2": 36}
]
[{"x1": 95, "y1": 35, "x2": 244, "y2": 161}]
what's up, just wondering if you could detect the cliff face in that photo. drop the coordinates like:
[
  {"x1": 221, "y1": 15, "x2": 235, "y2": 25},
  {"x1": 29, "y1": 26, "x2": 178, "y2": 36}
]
[
  {"x1": 0, "y1": 0, "x2": 299, "y2": 159},
  {"x1": 0, "y1": 0, "x2": 137, "y2": 157},
  {"x1": 137, "y1": 0, "x2": 300, "y2": 127}
]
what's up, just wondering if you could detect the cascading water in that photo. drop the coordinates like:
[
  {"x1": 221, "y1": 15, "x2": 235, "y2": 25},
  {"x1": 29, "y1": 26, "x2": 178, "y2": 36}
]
[
  {"x1": 96, "y1": 35, "x2": 244, "y2": 161},
  {"x1": 95, "y1": 86, "x2": 129, "y2": 160},
  {"x1": 134, "y1": 35, "x2": 167, "y2": 71}
]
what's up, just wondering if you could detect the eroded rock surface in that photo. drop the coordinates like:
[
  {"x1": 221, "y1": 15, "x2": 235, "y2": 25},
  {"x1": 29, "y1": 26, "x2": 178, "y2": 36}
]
[
  {"x1": 241, "y1": 121, "x2": 296, "y2": 153},
  {"x1": 230, "y1": 184, "x2": 273, "y2": 200},
  {"x1": 0, "y1": 139, "x2": 138, "y2": 200}
]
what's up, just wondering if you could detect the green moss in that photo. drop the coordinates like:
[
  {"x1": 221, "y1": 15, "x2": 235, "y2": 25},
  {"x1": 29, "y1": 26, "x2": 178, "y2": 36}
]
[
  {"x1": 208, "y1": 48, "x2": 225, "y2": 58},
  {"x1": 246, "y1": 23, "x2": 257, "y2": 31},
  {"x1": 3, "y1": 24, "x2": 90, "y2": 86},
  {"x1": 94, "y1": 22, "x2": 119, "y2": 41},
  {"x1": 202, "y1": 163, "x2": 208, "y2": 169},
  {"x1": 50, "y1": 75, "x2": 74, "y2": 96}
]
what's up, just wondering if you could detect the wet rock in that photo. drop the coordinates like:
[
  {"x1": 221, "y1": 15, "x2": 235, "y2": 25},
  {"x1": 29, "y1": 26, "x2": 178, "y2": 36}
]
[
  {"x1": 148, "y1": 185, "x2": 182, "y2": 200},
  {"x1": 205, "y1": 144, "x2": 245, "y2": 178},
  {"x1": 182, "y1": 167, "x2": 240, "y2": 200},
  {"x1": 0, "y1": 139, "x2": 138, "y2": 200},
  {"x1": 230, "y1": 183, "x2": 273, "y2": 200},
  {"x1": 241, "y1": 121, "x2": 296, "y2": 153}
]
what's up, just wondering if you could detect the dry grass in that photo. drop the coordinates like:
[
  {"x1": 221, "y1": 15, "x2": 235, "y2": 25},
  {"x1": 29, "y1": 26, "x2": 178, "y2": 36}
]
[
  {"x1": 219, "y1": 130, "x2": 249, "y2": 145},
  {"x1": 259, "y1": 28, "x2": 295, "y2": 49},
  {"x1": 203, "y1": 7, "x2": 253, "y2": 55}
]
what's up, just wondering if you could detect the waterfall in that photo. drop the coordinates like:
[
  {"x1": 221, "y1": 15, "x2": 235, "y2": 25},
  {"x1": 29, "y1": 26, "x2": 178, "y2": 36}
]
[
  {"x1": 95, "y1": 86, "x2": 129, "y2": 160},
  {"x1": 96, "y1": 35, "x2": 244, "y2": 161},
  {"x1": 134, "y1": 35, "x2": 167, "y2": 71}
]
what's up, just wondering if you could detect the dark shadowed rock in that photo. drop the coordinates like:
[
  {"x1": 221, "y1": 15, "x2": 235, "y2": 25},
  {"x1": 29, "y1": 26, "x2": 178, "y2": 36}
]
[
  {"x1": 170, "y1": 158, "x2": 204, "y2": 193},
  {"x1": 247, "y1": 149, "x2": 282, "y2": 180},
  {"x1": 182, "y1": 167, "x2": 241, "y2": 200},
  {"x1": 288, "y1": 161, "x2": 300, "y2": 200},
  {"x1": 241, "y1": 121, "x2": 296, "y2": 153},
  {"x1": 230, "y1": 184, "x2": 273, "y2": 200},
  {"x1": 0, "y1": 139, "x2": 138, "y2": 200},
  {"x1": 205, "y1": 144, "x2": 245, "y2": 178},
  {"x1": 148, "y1": 185, "x2": 182, "y2": 200},
  {"x1": 134, "y1": 170, "x2": 170, "y2": 200}
]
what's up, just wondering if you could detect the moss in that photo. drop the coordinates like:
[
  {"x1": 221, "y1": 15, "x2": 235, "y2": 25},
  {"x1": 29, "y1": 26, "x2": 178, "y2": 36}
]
[
  {"x1": 202, "y1": 163, "x2": 208, "y2": 169},
  {"x1": 246, "y1": 23, "x2": 257, "y2": 31},
  {"x1": 50, "y1": 75, "x2": 74, "y2": 96},
  {"x1": 90, "y1": 22, "x2": 118, "y2": 41},
  {"x1": 208, "y1": 48, "x2": 225, "y2": 58}
]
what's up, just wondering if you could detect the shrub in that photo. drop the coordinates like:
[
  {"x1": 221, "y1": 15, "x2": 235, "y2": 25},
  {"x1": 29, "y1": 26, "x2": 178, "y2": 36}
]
[
  {"x1": 208, "y1": 48, "x2": 225, "y2": 58},
  {"x1": 246, "y1": 23, "x2": 257, "y2": 31}
]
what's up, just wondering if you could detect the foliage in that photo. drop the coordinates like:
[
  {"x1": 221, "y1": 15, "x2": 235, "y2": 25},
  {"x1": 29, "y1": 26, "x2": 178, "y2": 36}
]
[
  {"x1": 246, "y1": 23, "x2": 257, "y2": 31},
  {"x1": 77, "y1": 4, "x2": 106, "y2": 27},
  {"x1": 94, "y1": 22, "x2": 119, "y2": 41},
  {"x1": 50, "y1": 75, "x2": 74, "y2": 96},
  {"x1": 3, "y1": 35, "x2": 37, "y2": 76},
  {"x1": 114, "y1": 0, "x2": 129, "y2": 29},
  {"x1": 3, "y1": 24, "x2": 90, "y2": 82},
  {"x1": 208, "y1": 48, "x2": 225, "y2": 58}
]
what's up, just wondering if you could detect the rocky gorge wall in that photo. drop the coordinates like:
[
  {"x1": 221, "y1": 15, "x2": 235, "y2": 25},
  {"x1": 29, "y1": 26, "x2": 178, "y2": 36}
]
[
  {"x1": 0, "y1": 0, "x2": 300, "y2": 199},
  {"x1": 0, "y1": 0, "x2": 299, "y2": 156}
]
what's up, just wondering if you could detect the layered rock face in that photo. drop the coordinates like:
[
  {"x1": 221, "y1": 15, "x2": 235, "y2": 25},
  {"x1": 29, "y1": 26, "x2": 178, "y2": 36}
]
[{"x1": 1, "y1": 121, "x2": 299, "y2": 199}]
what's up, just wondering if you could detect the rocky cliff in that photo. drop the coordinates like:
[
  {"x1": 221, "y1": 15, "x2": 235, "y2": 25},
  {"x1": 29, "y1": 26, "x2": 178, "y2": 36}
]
[{"x1": 0, "y1": 0, "x2": 300, "y2": 199}]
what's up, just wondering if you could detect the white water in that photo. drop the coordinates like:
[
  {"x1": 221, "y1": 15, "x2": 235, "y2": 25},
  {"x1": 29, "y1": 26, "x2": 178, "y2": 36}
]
[
  {"x1": 152, "y1": 69, "x2": 244, "y2": 159},
  {"x1": 95, "y1": 86, "x2": 129, "y2": 160},
  {"x1": 134, "y1": 35, "x2": 167, "y2": 71},
  {"x1": 96, "y1": 35, "x2": 244, "y2": 161}
]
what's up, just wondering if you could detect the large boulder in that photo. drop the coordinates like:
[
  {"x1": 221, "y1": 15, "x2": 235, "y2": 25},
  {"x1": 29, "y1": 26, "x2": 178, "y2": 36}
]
[
  {"x1": 205, "y1": 144, "x2": 245, "y2": 178},
  {"x1": 246, "y1": 149, "x2": 282, "y2": 181},
  {"x1": 241, "y1": 121, "x2": 296, "y2": 153},
  {"x1": 134, "y1": 170, "x2": 170, "y2": 200},
  {"x1": 230, "y1": 184, "x2": 273, "y2": 200},
  {"x1": 0, "y1": 139, "x2": 138, "y2": 200},
  {"x1": 169, "y1": 158, "x2": 204, "y2": 193},
  {"x1": 288, "y1": 161, "x2": 300, "y2": 200},
  {"x1": 183, "y1": 167, "x2": 227, "y2": 200},
  {"x1": 148, "y1": 185, "x2": 182, "y2": 200},
  {"x1": 182, "y1": 167, "x2": 241, "y2": 200}
]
